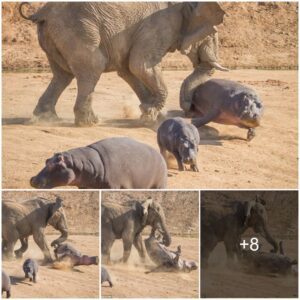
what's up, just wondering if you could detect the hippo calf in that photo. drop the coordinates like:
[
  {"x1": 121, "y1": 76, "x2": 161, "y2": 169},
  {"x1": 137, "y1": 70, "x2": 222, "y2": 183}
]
[
  {"x1": 30, "y1": 137, "x2": 167, "y2": 189},
  {"x1": 54, "y1": 243, "x2": 98, "y2": 267},
  {"x1": 23, "y1": 259, "x2": 38, "y2": 283},
  {"x1": 239, "y1": 241, "x2": 297, "y2": 275},
  {"x1": 157, "y1": 117, "x2": 200, "y2": 172},
  {"x1": 145, "y1": 235, "x2": 198, "y2": 273},
  {"x1": 2, "y1": 270, "x2": 11, "y2": 298},
  {"x1": 101, "y1": 267, "x2": 113, "y2": 287},
  {"x1": 188, "y1": 79, "x2": 263, "y2": 141}
]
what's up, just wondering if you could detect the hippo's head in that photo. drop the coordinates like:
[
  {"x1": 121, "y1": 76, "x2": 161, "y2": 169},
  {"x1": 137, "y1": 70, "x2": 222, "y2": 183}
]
[
  {"x1": 232, "y1": 92, "x2": 264, "y2": 128},
  {"x1": 30, "y1": 153, "x2": 76, "y2": 189},
  {"x1": 178, "y1": 138, "x2": 199, "y2": 165}
]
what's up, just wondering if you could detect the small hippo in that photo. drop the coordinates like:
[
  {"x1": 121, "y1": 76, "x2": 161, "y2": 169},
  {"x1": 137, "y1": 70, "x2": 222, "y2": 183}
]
[
  {"x1": 2, "y1": 270, "x2": 11, "y2": 298},
  {"x1": 101, "y1": 267, "x2": 113, "y2": 287},
  {"x1": 239, "y1": 241, "x2": 297, "y2": 275},
  {"x1": 189, "y1": 79, "x2": 263, "y2": 141},
  {"x1": 23, "y1": 259, "x2": 38, "y2": 283},
  {"x1": 54, "y1": 243, "x2": 98, "y2": 267},
  {"x1": 157, "y1": 117, "x2": 200, "y2": 172},
  {"x1": 145, "y1": 235, "x2": 198, "y2": 273},
  {"x1": 30, "y1": 137, "x2": 167, "y2": 189}
]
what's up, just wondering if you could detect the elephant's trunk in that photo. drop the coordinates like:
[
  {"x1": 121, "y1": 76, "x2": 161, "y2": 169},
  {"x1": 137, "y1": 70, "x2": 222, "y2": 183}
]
[
  {"x1": 261, "y1": 225, "x2": 278, "y2": 253},
  {"x1": 51, "y1": 229, "x2": 68, "y2": 247},
  {"x1": 159, "y1": 220, "x2": 171, "y2": 247},
  {"x1": 180, "y1": 65, "x2": 212, "y2": 112}
]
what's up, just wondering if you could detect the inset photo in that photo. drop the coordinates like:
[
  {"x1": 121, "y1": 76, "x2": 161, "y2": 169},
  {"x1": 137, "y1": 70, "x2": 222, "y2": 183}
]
[
  {"x1": 101, "y1": 191, "x2": 199, "y2": 298},
  {"x1": 2, "y1": 191, "x2": 99, "y2": 298},
  {"x1": 201, "y1": 191, "x2": 298, "y2": 298}
]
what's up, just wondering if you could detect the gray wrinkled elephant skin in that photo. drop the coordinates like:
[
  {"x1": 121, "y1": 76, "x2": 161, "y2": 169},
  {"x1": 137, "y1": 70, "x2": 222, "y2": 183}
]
[
  {"x1": 2, "y1": 270, "x2": 11, "y2": 298},
  {"x1": 101, "y1": 267, "x2": 113, "y2": 287},
  {"x1": 239, "y1": 241, "x2": 297, "y2": 275},
  {"x1": 19, "y1": 2, "x2": 225, "y2": 126},
  {"x1": 191, "y1": 79, "x2": 264, "y2": 141},
  {"x1": 23, "y1": 259, "x2": 39, "y2": 283},
  {"x1": 30, "y1": 137, "x2": 167, "y2": 189},
  {"x1": 2, "y1": 197, "x2": 68, "y2": 263},
  {"x1": 157, "y1": 117, "x2": 200, "y2": 172},
  {"x1": 145, "y1": 236, "x2": 198, "y2": 272},
  {"x1": 202, "y1": 195, "x2": 278, "y2": 267}
]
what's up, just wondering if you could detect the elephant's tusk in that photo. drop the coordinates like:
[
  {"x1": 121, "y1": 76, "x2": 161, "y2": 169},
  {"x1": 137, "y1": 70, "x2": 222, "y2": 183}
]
[{"x1": 209, "y1": 61, "x2": 229, "y2": 72}]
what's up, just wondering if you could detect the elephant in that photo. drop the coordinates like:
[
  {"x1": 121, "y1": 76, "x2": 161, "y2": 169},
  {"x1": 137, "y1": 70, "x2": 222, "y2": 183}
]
[
  {"x1": 19, "y1": 2, "x2": 225, "y2": 126},
  {"x1": 201, "y1": 195, "x2": 278, "y2": 267},
  {"x1": 101, "y1": 197, "x2": 171, "y2": 264},
  {"x1": 180, "y1": 31, "x2": 229, "y2": 114},
  {"x1": 2, "y1": 196, "x2": 68, "y2": 263}
]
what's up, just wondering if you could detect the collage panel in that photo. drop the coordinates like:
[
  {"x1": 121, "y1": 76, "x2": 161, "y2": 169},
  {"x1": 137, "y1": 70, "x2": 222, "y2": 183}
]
[
  {"x1": 2, "y1": 191, "x2": 99, "y2": 298},
  {"x1": 101, "y1": 191, "x2": 199, "y2": 298},
  {"x1": 201, "y1": 191, "x2": 298, "y2": 298}
]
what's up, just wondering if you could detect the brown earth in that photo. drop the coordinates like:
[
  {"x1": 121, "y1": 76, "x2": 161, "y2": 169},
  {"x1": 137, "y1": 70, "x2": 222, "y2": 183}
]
[
  {"x1": 2, "y1": 191, "x2": 99, "y2": 298},
  {"x1": 2, "y1": 69, "x2": 298, "y2": 189},
  {"x1": 2, "y1": 2, "x2": 298, "y2": 71},
  {"x1": 101, "y1": 191, "x2": 199, "y2": 298},
  {"x1": 201, "y1": 191, "x2": 298, "y2": 298}
]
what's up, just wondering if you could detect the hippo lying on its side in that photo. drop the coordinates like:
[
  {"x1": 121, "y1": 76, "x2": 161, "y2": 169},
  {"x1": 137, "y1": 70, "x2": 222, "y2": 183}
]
[
  {"x1": 101, "y1": 267, "x2": 113, "y2": 287},
  {"x1": 54, "y1": 243, "x2": 99, "y2": 267},
  {"x1": 157, "y1": 117, "x2": 200, "y2": 172},
  {"x1": 30, "y1": 137, "x2": 167, "y2": 189},
  {"x1": 23, "y1": 259, "x2": 38, "y2": 283},
  {"x1": 239, "y1": 241, "x2": 297, "y2": 275},
  {"x1": 2, "y1": 270, "x2": 11, "y2": 298},
  {"x1": 186, "y1": 79, "x2": 264, "y2": 141},
  {"x1": 145, "y1": 235, "x2": 198, "y2": 273}
]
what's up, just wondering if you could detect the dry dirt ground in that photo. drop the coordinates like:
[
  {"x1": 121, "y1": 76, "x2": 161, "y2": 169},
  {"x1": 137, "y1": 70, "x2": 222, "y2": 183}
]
[
  {"x1": 101, "y1": 236, "x2": 199, "y2": 298},
  {"x1": 2, "y1": 69, "x2": 298, "y2": 189},
  {"x1": 201, "y1": 240, "x2": 298, "y2": 298},
  {"x1": 2, "y1": 191, "x2": 99, "y2": 298}
]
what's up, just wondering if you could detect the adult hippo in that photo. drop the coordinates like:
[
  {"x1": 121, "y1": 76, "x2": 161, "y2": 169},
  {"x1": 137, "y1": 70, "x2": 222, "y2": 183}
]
[
  {"x1": 30, "y1": 137, "x2": 167, "y2": 189},
  {"x1": 188, "y1": 79, "x2": 264, "y2": 141}
]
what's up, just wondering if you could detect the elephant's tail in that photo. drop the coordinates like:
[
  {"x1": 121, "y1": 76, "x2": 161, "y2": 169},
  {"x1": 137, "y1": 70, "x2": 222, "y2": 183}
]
[{"x1": 19, "y1": 2, "x2": 42, "y2": 23}]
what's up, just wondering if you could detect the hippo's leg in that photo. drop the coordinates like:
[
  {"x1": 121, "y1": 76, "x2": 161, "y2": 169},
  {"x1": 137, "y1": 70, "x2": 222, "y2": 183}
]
[
  {"x1": 192, "y1": 109, "x2": 221, "y2": 128},
  {"x1": 133, "y1": 234, "x2": 146, "y2": 263},
  {"x1": 247, "y1": 128, "x2": 256, "y2": 141},
  {"x1": 173, "y1": 151, "x2": 185, "y2": 171},
  {"x1": 191, "y1": 161, "x2": 199, "y2": 172},
  {"x1": 33, "y1": 57, "x2": 74, "y2": 122},
  {"x1": 15, "y1": 237, "x2": 28, "y2": 258}
]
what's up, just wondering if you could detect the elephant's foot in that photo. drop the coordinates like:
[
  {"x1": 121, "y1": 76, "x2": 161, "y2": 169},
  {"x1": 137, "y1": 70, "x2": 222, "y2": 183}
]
[
  {"x1": 29, "y1": 109, "x2": 60, "y2": 124},
  {"x1": 42, "y1": 257, "x2": 53, "y2": 265},
  {"x1": 14, "y1": 249, "x2": 23, "y2": 259},
  {"x1": 191, "y1": 164, "x2": 199, "y2": 172},
  {"x1": 247, "y1": 128, "x2": 256, "y2": 141},
  {"x1": 75, "y1": 109, "x2": 99, "y2": 127},
  {"x1": 139, "y1": 104, "x2": 161, "y2": 124}
]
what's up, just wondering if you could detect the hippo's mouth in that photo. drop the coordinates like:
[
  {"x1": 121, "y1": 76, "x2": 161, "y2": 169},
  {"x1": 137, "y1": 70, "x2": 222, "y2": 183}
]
[
  {"x1": 30, "y1": 176, "x2": 53, "y2": 189},
  {"x1": 240, "y1": 118, "x2": 261, "y2": 128}
]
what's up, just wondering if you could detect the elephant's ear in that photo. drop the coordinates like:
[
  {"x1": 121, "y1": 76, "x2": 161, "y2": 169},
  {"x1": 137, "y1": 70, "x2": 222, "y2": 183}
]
[
  {"x1": 194, "y1": 2, "x2": 226, "y2": 26},
  {"x1": 48, "y1": 196, "x2": 64, "y2": 226},
  {"x1": 141, "y1": 197, "x2": 153, "y2": 226}
]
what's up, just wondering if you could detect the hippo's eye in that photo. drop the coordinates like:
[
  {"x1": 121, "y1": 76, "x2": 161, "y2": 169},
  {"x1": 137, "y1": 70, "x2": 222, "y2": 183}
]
[{"x1": 256, "y1": 102, "x2": 262, "y2": 108}]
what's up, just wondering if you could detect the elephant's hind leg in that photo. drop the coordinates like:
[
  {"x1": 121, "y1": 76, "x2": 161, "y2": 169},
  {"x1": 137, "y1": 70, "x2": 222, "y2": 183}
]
[
  {"x1": 133, "y1": 234, "x2": 146, "y2": 263},
  {"x1": 14, "y1": 237, "x2": 28, "y2": 258},
  {"x1": 33, "y1": 56, "x2": 74, "y2": 122}
]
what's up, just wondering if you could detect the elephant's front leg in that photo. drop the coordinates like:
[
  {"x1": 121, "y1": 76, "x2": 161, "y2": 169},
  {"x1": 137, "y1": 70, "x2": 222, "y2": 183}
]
[
  {"x1": 32, "y1": 230, "x2": 52, "y2": 263},
  {"x1": 3, "y1": 240, "x2": 17, "y2": 260},
  {"x1": 101, "y1": 228, "x2": 115, "y2": 265},
  {"x1": 14, "y1": 237, "x2": 28, "y2": 258},
  {"x1": 133, "y1": 233, "x2": 146, "y2": 263}
]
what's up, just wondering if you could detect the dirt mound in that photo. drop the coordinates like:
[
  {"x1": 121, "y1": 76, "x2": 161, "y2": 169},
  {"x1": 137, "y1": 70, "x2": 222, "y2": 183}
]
[
  {"x1": 102, "y1": 191, "x2": 199, "y2": 237},
  {"x1": 2, "y1": 2, "x2": 298, "y2": 71},
  {"x1": 2, "y1": 191, "x2": 99, "y2": 234}
]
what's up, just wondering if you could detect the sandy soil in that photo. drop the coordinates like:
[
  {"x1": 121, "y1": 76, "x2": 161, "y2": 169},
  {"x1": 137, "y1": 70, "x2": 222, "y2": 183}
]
[
  {"x1": 101, "y1": 236, "x2": 199, "y2": 298},
  {"x1": 2, "y1": 235, "x2": 99, "y2": 298},
  {"x1": 2, "y1": 70, "x2": 298, "y2": 189},
  {"x1": 201, "y1": 240, "x2": 298, "y2": 298}
]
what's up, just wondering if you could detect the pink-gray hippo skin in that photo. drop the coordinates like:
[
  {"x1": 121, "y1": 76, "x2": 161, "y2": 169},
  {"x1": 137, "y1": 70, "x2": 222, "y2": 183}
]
[
  {"x1": 2, "y1": 270, "x2": 11, "y2": 298},
  {"x1": 101, "y1": 267, "x2": 113, "y2": 287},
  {"x1": 23, "y1": 258, "x2": 39, "y2": 283},
  {"x1": 145, "y1": 235, "x2": 198, "y2": 273},
  {"x1": 190, "y1": 79, "x2": 264, "y2": 141},
  {"x1": 157, "y1": 117, "x2": 200, "y2": 172},
  {"x1": 30, "y1": 137, "x2": 167, "y2": 189},
  {"x1": 54, "y1": 243, "x2": 99, "y2": 267}
]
